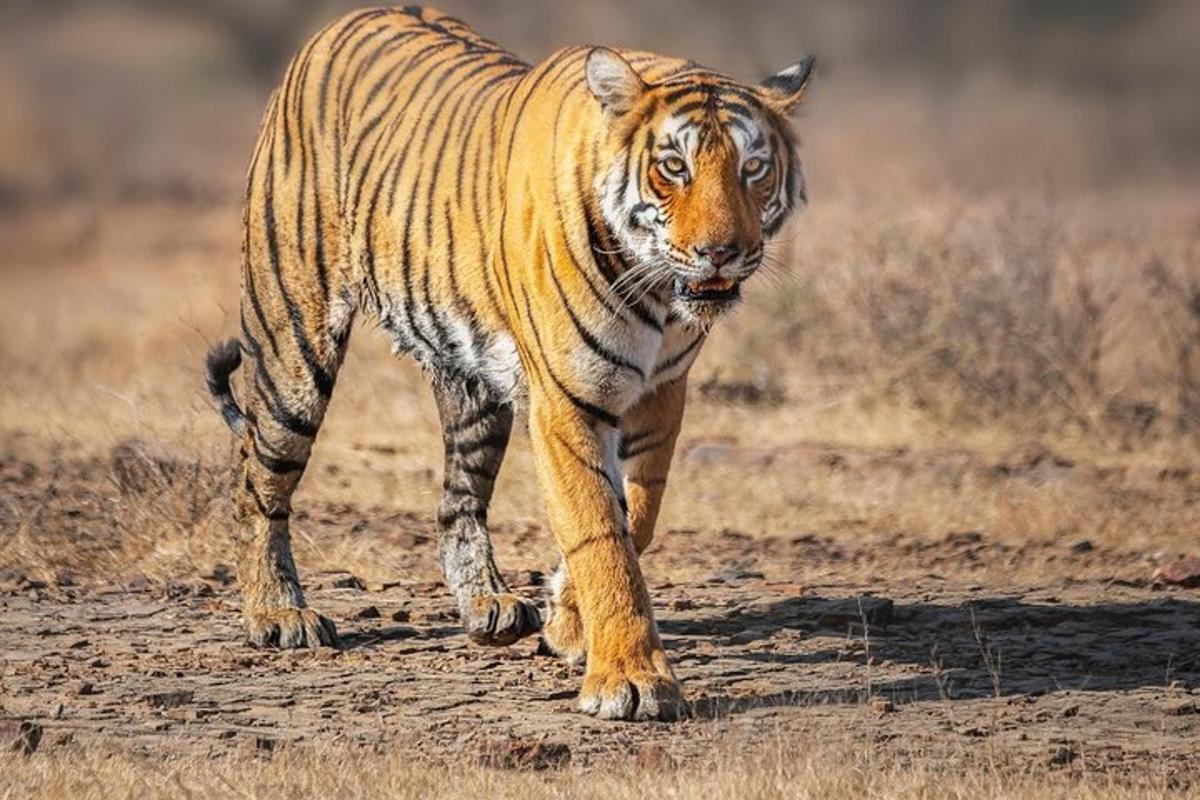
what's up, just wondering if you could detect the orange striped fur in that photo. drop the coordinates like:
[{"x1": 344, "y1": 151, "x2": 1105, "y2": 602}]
[{"x1": 205, "y1": 6, "x2": 814, "y2": 721}]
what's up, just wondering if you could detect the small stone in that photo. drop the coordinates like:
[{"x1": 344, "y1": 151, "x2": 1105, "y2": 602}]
[
  {"x1": 1061, "y1": 704, "x2": 1080, "y2": 718},
  {"x1": 354, "y1": 605, "x2": 381, "y2": 619},
  {"x1": 1070, "y1": 540, "x2": 1095, "y2": 554},
  {"x1": 1153, "y1": 557, "x2": 1200, "y2": 588},
  {"x1": 669, "y1": 598, "x2": 696, "y2": 611},
  {"x1": 331, "y1": 575, "x2": 366, "y2": 590},
  {"x1": 144, "y1": 690, "x2": 194, "y2": 709},
  {"x1": 74, "y1": 681, "x2": 97, "y2": 696},
  {"x1": 1, "y1": 720, "x2": 42, "y2": 755},
  {"x1": 390, "y1": 609, "x2": 411, "y2": 622}
]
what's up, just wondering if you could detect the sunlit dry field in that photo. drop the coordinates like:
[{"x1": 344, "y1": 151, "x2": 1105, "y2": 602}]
[{"x1": 2, "y1": 2, "x2": 1200, "y2": 797}]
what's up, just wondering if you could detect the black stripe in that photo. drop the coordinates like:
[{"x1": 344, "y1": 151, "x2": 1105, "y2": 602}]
[
  {"x1": 543, "y1": 235, "x2": 646, "y2": 380},
  {"x1": 262, "y1": 143, "x2": 335, "y2": 398},
  {"x1": 655, "y1": 335, "x2": 703, "y2": 376},
  {"x1": 445, "y1": 401, "x2": 502, "y2": 436},
  {"x1": 240, "y1": 318, "x2": 319, "y2": 438},
  {"x1": 437, "y1": 507, "x2": 485, "y2": 527},
  {"x1": 252, "y1": 436, "x2": 306, "y2": 475},
  {"x1": 319, "y1": 9, "x2": 395, "y2": 135},
  {"x1": 457, "y1": 462, "x2": 500, "y2": 481},
  {"x1": 521, "y1": 288, "x2": 619, "y2": 428},
  {"x1": 549, "y1": 429, "x2": 625, "y2": 512},
  {"x1": 620, "y1": 434, "x2": 670, "y2": 460},
  {"x1": 245, "y1": 475, "x2": 288, "y2": 521}
]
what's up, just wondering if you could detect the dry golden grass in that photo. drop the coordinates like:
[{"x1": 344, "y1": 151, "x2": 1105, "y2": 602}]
[{"x1": 0, "y1": 740, "x2": 1188, "y2": 800}]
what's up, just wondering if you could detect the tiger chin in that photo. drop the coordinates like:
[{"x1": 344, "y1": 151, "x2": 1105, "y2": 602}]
[{"x1": 204, "y1": 6, "x2": 814, "y2": 723}]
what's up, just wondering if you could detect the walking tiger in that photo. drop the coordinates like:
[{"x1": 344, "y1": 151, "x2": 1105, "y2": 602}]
[{"x1": 205, "y1": 5, "x2": 814, "y2": 721}]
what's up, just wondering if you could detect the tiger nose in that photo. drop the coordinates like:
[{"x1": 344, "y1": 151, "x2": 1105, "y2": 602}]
[{"x1": 694, "y1": 242, "x2": 739, "y2": 268}]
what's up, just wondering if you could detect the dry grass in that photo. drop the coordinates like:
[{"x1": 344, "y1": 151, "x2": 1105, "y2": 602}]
[{"x1": 0, "y1": 740, "x2": 1188, "y2": 800}]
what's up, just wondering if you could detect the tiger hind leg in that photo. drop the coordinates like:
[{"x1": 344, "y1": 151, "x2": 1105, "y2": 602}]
[
  {"x1": 432, "y1": 374, "x2": 541, "y2": 646},
  {"x1": 224, "y1": 317, "x2": 348, "y2": 650}
]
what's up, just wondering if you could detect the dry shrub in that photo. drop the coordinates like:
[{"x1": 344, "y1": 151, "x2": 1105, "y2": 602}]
[{"x1": 724, "y1": 196, "x2": 1200, "y2": 450}]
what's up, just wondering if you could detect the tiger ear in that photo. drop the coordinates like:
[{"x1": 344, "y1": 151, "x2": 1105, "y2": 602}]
[
  {"x1": 585, "y1": 47, "x2": 647, "y2": 116},
  {"x1": 759, "y1": 56, "x2": 815, "y2": 114}
]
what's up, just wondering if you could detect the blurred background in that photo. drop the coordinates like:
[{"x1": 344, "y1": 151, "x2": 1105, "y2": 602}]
[{"x1": 2, "y1": 1, "x2": 1200, "y2": 583}]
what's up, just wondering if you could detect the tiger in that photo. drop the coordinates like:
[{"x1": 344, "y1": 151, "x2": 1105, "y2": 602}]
[{"x1": 204, "y1": 5, "x2": 814, "y2": 721}]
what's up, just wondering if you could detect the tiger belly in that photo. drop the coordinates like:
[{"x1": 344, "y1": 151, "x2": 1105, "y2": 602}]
[{"x1": 377, "y1": 291, "x2": 525, "y2": 405}]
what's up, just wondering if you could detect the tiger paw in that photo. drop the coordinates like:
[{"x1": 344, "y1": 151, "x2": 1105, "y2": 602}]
[
  {"x1": 578, "y1": 664, "x2": 687, "y2": 722},
  {"x1": 464, "y1": 593, "x2": 541, "y2": 646},
  {"x1": 244, "y1": 607, "x2": 339, "y2": 650}
]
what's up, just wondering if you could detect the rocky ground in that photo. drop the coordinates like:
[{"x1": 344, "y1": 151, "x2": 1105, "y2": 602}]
[{"x1": 2, "y1": 501, "x2": 1198, "y2": 777}]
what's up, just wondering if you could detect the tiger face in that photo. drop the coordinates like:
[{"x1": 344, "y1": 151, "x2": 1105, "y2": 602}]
[{"x1": 587, "y1": 50, "x2": 814, "y2": 327}]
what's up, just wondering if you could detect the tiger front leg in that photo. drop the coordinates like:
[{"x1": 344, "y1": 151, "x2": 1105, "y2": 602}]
[
  {"x1": 530, "y1": 394, "x2": 685, "y2": 722},
  {"x1": 542, "y1": 377, "x2": 687, "y2": 670}
]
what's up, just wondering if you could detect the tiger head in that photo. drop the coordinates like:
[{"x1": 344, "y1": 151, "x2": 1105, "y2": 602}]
[{"x1": 586, "y1": 49, "x2": 814, "y2": 327}]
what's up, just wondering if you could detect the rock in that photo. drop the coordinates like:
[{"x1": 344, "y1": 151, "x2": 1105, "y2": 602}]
[
  {"x1": 669, "y1": 598, "x2": 696, "y2": 611},
  {"x1": 1, "y1": 720, "x2": 42, "y2": 755},
  {"x1": 1162, "y1": 700, "x2": 1198, "y2": 716},
  {"x1": 354, "y1": 605, "x2": 381, "y2": 620},
  {"x1": 144, "y1": 690, "x2": 194, "y2": 709},
  {"x1": 330, "y1": 575, "x2": 366, "y2": 591},
  {"x1": 1153, "y1": 557, "x2": 1200, "y2": 588},
  {"x1": 73, "y1": 681, "x2": 97, "y2": 696},
  {"x1": 1070, "y1": 540, "x2": 1095, "y2": 554},
  {"x1": 479, "y1": 738, "x2": 571, "y2": 771},
  {"x1": 390, "y1": 609, "x2": 411, "y2": 622}
]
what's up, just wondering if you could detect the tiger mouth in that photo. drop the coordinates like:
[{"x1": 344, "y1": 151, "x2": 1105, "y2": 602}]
[{"x1": 675, "y1": 276, "x2": 740, "y2": 302}]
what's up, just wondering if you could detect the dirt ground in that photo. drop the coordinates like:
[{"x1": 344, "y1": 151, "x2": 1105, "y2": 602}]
[{"x1": 2, "y1": 441, "x2": 1198, "y2": 782}]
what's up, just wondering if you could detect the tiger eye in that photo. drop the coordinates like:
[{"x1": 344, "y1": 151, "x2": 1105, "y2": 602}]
[
  {"x1": 743, "y1": 157, "x2": 769, "y2": 178},
  {"x1": 660, "y1": 156, "x2": 687, "y2": 177}
]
